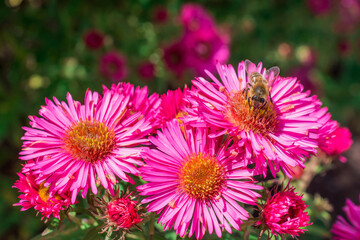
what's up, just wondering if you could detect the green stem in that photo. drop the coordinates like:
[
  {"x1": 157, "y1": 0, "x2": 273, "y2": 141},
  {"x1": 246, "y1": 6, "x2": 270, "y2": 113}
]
[{"x1": 149, "y1": 213, "x2": 155, "y2": 240}]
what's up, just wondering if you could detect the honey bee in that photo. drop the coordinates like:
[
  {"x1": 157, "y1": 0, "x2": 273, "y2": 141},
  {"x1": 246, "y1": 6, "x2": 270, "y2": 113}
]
[{"x1": 244, "y1": 60, "x2": 280, "y2": 109}]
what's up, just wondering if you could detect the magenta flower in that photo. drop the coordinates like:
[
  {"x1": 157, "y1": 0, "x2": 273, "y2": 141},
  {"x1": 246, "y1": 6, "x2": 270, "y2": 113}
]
[
  {"x1": 180, "y1": 3, "x2": 215, "y2": 32},
  {"x1": 158, "y1": 87, "x2": 190, "y2": 127},
  {"x1": 138, "y1": 62, "x2": 155, "y2": 80},
  {"x1": 83, "y1": 29, "x2": 104, "y2": 50},
  {"x1": 20, "y1": 89, "x2": 154, "y2": 203},
  {"x1": 103, "y1": 82, "x2": 161, "y2": 129},
  {"x1": 107, "y1": 196, "x2": 142, "y2": 229},
  {"x1": 152, "y1": 6, "x2": 168, "y2": 24},
  {"x1": 99, "y1": 51, "x2": 128, "y2": 82},
  {"x1": 92, "y1": 188, "x2": 144, "y2": 240},
  {"x1": 289, "y1": 65, "x2": 318, "y2": 94},
  {"x1": 257, "y1": 186, "x2": 311, "y2": 237},
  {"x1": 183, "y1": 28, "x2": 229, "y2": 75},
  {"x1": 307, "y1": 0, "x2": 332, "y2": 15},
  {"x1": 335, "y1": 0, "x2": 360, "y2": 33},
  {"x1": 163, "y1": 41, "x2": 188, "y2": 76},
  {"x1": 137, "y1": 120, "x2": 262, "y2": 239},
  {"x1": 13, "y1": 171, "x2": 72, "y2": 221},
  {"x1": 332, "y1": 196, "x2": 360, "y2": 240},
  {"x1": 318, "y1": 117, "x2": 353, "y2": 162},
  {"x1": 187, "y1": 60, "x2": 323, "y2": 177}
]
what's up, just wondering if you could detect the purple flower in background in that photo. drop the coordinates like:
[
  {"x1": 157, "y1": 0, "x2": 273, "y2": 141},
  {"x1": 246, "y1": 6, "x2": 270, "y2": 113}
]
[
  {"x1": 307, "y1": 0, "x2": 332, "y2": 15},
  {"x1": 138, "y1": 62, "x2": 155, "y2": 80},
  {"x1": 83, "y1": 29, "x2": 104, "y2": 50},
  {"x1": 335, "y1": 0, "x2": 360, "y2": 33},
  {"x1": 180, "y1": 3, "x2": 215, "y2": 32},
  {"x1": 163, "y1": 41, "x2": 188, "y2": 76},
  {"x1": 153, "y1": 6, "x2": 168, "y2": 24},
  {"x1": 99, "y1": 51, "x2": 128, "y2": 82},
  {"x1": 183, "y1": 28, "x2": 229, "y2": 75},
  {"x1": 289, "y1": 65, "x2": 316, "y2": 93}
]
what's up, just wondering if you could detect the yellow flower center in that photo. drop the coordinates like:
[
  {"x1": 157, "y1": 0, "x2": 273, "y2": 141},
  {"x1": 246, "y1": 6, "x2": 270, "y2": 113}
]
[
  {"x1": 63, "y1": 120, "x2": 116, "y2": 162},
  {"x1": 179, "y1": 153, "x2": 226, "y2": 200},
  {"x1": 225, "y1": 91, "x2": 278, "y2": 136},
  {"x1": 38, "y1": 182, "x2": 61, "y2": 202}
]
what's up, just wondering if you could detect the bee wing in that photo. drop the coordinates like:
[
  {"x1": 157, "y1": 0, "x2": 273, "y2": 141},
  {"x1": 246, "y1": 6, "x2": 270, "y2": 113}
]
[
  {"x1": 245, "y1": 59, "x2": 257, "y2": 75},
  {"x1": 265, "y1": 66, "x2": 280, "y2": 80}
]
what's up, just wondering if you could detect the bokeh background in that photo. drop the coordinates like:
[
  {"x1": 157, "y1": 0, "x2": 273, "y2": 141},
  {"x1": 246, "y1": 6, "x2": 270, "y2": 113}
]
[{"x1": 1, "y1": 0, "x2": 360, "y2": 239}]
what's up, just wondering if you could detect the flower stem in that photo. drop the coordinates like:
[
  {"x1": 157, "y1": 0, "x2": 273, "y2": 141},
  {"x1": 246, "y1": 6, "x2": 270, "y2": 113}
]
[{"x1": 149, "y1": 212, "x2": 155, "y2": 240}]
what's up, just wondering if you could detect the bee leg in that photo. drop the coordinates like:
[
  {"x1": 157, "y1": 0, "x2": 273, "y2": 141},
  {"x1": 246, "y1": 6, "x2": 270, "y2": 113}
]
[
  {"x1": 244, "y1": 88, "x2": 249, "y2": 99},
  {"x1": 269, "y1": 92, "x2": 273, "y2": 103},
  {"x1": 244, "y1": 83, "x2": 252, "y2": 99},
  {"x1": 247, "y1": 97, "x2": 251, "y2": 112},
  {"x1": 260, "y1": 101, "x2": 267, "y2": 109}
]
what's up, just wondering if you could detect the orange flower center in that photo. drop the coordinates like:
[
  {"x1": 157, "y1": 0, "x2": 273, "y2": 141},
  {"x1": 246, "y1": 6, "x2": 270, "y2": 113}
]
[
  {"x1": 225, "y1": 91, "x2": 278, "y2": 136},
  {"x1": 179, "y1": 153, "x2": 225, "y2": 200},
  {"x1": 63, "y1": 120, "x2": 116, "y2": 162}
]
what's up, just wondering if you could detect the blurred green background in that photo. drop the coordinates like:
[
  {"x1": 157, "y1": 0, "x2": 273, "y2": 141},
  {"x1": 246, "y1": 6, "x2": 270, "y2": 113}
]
[{"x1": 1, "y1": 0, "x2": 360, "y2": 239}]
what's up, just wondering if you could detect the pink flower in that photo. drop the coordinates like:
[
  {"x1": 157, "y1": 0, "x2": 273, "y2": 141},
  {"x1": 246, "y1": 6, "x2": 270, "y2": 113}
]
[
  {"x1": 99, "y1": 51, "x2": 128, "y2": 82},
  {"x1": 13, "y1": 171, "x2": 72, "y2": 221},
  {"x1": 318, "y1": 118, "x2": 353, "y2": 161},
  {"x1": 83, "y1": 29, "x2": 104, "y2": 50},
  {"x1": 334, "y1": 0, "x2": 360, "y2": 33},
  {"x1": 20, "y1": 89, "x2": 154, "y2": 203},
  {"x1": 137, "y1": 120, "x2": 262, "y2": 239},
  {"x1": 152, "y1": 6, "x2": 168, "y2": 24},
  {"x1": 338, "y1": 40, "x2": 351, "y2": 55},
  {"x1": 289, "y1": 165, "x2": 304, "y2": 180},
  {"x1": 158, "y1": 87, "x2": 190, "y2": 127},
  {"x1": 187, "y1": 60, "x2": 323, "y2": 177},
  {"x1": 92, "y1": 188, "x2": 144, "y2": 240},
  {"x1": 107, "y1": 196, "x2": 142, "y2": 229},
  {"x1": 289, "y1": 65, "x2": 318, "y2": 93},
  {"x1": 138, "y1": 62, "x2": 155, "y2": 80},
  {"x1": 307, "y1": 0, "x2": 332, "y2": 15},
  {"x1": 180, "y1": 3, "x2": 215, "y2": 32},
  {"x1": 183, "y1": 28, "x2": 229, "y2": 75},
  {"x1": 163, "y1": 41, "x2": 188, "y2": 76},
  {"x1": 332, "y1": 196, "x2": 360, "y2": 240},
  {"x1": 103, "y1": 82, "x2": 161, "y2": 129},
  {"x1": 257, "y1": 186, "x2": 312, "y2": 237}
]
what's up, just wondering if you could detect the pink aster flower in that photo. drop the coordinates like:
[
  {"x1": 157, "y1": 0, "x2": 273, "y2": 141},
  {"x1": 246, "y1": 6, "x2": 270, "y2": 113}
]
[
  {"x1": 334, "y1": 0, "x2": 360, "y2": 33},
  {"x1": 137, "y1": 120, "x2": 262, "y2": 239},
  {"x1": 13, "y1": 171, "x2": 72, "y2": 221},
  {"x1": 138, "y1": 62, "x2": 155, "y2": 80},
  {"x1": 99, "y1": 51, "x2": 128, "y2": 82},
  {"x1": 180, "y1": 3, "x2": 215, "y2": 32},
  {"x1": 152, "y1": 6, "x2": 168, "y2": 24},
  {"x1": 187, "y1": 60, "x2": 323, "y2": 177},
  {"x1": 317, "y1": 117, "x2": 353, "y2": 162},
  {"x1": 257, "y1": 186, "x2": 311, "y2": 238},
  {"x1": 92, "y1": 188, "x2": 144, "y2": 240},
  {"x1": 289, "y1": 65, "x2": 317, "y2": 93},
  {"x1": 332, "y1": 195, "x2": 360, "y2": 240},
  {"x1": 20, "y1": 89, "x2": 154, "y2": 203},
  {"x1": 83, "y1": 29, "x2": 104, "y2": 50},
  {"x1": 103, "y1": 82, "x2": 161, "y2": 129},
  {"x1": 163, "y1": 41, "x2": 188, "y2": 76},
  {"x1": 183, "y1": 28, "x2": 229, "y2": 75},
  {"x1": 158, "y1": 87, "x2": 191, "y2": 127},
  {"x1": 307, "y1": 0, "x2": 332, "y2": 15}
]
